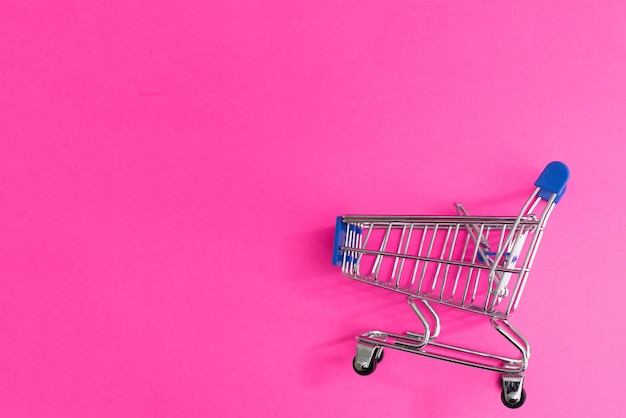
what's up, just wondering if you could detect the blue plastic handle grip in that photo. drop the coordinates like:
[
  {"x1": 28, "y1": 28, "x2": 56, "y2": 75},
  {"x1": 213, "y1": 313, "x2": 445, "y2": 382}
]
[{"x1": 535, "y1": 161, "x2": 570, "y2": 203}]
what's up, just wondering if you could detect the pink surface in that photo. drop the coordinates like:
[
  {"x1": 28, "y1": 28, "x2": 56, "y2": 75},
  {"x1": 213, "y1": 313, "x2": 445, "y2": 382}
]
[{"x1": 1, "y1": 1, "x2": 626, "y2": 416}]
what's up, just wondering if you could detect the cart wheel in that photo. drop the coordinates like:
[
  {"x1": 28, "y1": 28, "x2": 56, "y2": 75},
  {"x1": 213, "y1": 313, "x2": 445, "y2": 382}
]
[
  {"x1": 375, "y1": 347, "x2": 384, "y2": 363},
  {"x1": 501, "y1": 388, "x2": 526, "y2": 409},
  {"x1": 353, "y1": 356, "x2": 377, "y2": 376}
]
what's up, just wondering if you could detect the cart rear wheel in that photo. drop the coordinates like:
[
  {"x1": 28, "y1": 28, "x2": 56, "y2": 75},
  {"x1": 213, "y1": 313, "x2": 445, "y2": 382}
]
[
  {"x1": 501, "y1": 388, "x2": 526, "y2": 408},
  {"x1": 353, "y1": 356, "x2": 377, "y2": 376}
]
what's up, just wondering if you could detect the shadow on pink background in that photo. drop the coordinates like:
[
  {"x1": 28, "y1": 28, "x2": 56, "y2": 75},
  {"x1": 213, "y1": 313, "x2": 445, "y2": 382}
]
[{"x1": 1, "y1": 1, "x2": 625, "y2": 417}]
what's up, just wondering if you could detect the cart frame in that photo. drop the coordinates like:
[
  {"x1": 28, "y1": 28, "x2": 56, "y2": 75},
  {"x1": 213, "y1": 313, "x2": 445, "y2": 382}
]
[{"x1": 332, "y1": 162, "x2": 569, "y2": 408}]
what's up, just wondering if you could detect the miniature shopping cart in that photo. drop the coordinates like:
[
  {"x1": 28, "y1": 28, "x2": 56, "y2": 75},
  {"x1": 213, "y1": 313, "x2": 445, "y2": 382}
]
[{"x1": 332, "y1": 162, "x2": 569, "y2": 408}]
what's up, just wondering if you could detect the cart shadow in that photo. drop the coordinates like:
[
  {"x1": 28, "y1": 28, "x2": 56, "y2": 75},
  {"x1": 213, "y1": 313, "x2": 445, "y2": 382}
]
[
  {"x1": 298, "y1": 333, "x2": 356, "y2": 387},
  {"x1": 283, "y1": 226, "x2": 494, "y2": 330},
  {"x1": 282, "y1": 227, "x2": 401, "y2": 308},
  {"x1": 288, "y1": 227, "x2": 519, "y2": 393},
  {"x1": 283, "y1": 227, "x2": 337, "y2": 279}
]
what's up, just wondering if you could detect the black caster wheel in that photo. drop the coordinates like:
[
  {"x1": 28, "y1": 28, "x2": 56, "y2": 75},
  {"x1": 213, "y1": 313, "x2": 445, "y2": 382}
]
[
  {"x1": 501, "y1": 388, "x2": 526, "y2": 409},
  {"x1": 353, "y1": 356, "x2": 377, "y2": 376}
]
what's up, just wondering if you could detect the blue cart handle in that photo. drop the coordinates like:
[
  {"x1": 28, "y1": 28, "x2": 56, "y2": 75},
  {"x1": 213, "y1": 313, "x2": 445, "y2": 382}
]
[{"x1": 535, "y1": 161, "x2": 569, "y2": 203}]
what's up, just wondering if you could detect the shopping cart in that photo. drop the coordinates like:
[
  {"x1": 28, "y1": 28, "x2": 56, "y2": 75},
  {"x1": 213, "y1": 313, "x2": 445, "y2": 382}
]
[{"x1": 332, "y1": 162, "x2": 569, "y2": 408}]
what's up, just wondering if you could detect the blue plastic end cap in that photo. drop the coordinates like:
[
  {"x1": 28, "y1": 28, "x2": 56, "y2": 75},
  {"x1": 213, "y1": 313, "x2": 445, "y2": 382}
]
[
  {"x1": 332, "y1": 216, "x2": 347, "y2": 266},
  {"x1": 535, "y1": 161, "x2": 570, "y2": 203}
]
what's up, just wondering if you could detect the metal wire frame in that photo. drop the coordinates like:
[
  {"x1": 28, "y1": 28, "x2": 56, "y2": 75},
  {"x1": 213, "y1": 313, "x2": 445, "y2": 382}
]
[{"x1": 339, "y1": 188, "x2": 557, "y2": 319}]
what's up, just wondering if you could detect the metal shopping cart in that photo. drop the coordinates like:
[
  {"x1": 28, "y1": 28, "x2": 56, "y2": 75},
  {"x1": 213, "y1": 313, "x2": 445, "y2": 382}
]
[{"x1": 332, "y1": 162, "x2": 569, "y2": 408}]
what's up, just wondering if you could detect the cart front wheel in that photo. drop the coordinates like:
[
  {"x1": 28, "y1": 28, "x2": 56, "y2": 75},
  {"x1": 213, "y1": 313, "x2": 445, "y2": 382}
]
[
  {"x1": 353, "y1": 356, "x2": 377, "y2": 376},
  {"x1": 501, "y1": 388, "x2": 526, "y2": 408}
]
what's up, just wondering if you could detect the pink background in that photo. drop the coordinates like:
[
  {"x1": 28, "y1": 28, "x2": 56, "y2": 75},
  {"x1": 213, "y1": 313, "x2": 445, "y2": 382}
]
[{"x1": 1, "y1": 1, "x2": 625, "y2": 417}]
